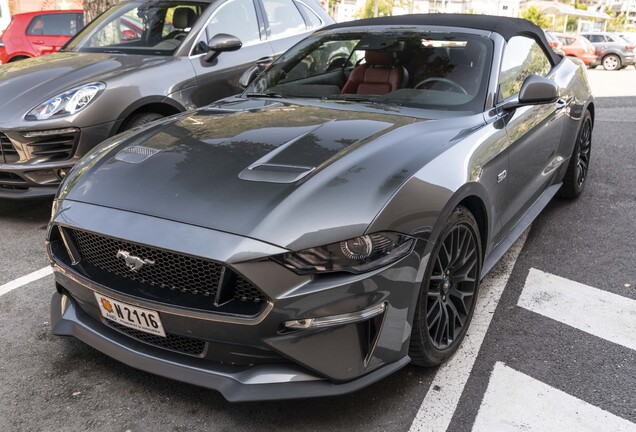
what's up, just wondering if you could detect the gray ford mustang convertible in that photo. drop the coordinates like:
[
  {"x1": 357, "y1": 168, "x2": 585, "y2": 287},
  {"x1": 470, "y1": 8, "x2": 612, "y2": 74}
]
[{"x1": 47, "y1": 14, "x2": 594, "y2": 401}]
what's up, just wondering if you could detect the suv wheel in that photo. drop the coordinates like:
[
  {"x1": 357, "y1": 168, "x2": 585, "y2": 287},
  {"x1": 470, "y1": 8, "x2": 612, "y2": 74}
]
[{"x1": 602, "y1": 54, "x2": 621, "y2": 71}]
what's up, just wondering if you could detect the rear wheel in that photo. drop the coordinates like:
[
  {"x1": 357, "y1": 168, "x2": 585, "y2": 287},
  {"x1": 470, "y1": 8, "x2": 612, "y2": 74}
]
[
  {"x1": 409, "y1": 206, "x2": 482, "y2": 366},
  {"x1": 559, "y1": 110, "x2": 592, "y2": 199},
  {"x1": 602, "y1": 54, "x2": 621, "y2": 71},
  {"x1": 123, "y1": 112, "x2": 164, "y2": 130},
  {"x1": 8, "y1": 56, "x2": 29, "y2": 62}
]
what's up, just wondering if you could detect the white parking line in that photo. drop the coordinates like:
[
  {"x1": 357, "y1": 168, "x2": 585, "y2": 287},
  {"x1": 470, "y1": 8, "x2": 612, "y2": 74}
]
[
  {"x1": 519, "y1": 268, "x2": 636, "y2": 352},
  {"x1": 0, "y1": 266, "x2": 53, "y2": 297},
  {"x1": 473, "y1": 362, "x2": 636, "y2": 432},
  {"x1": 409, "y1": 230, "x2": 528, "y2": 432}
]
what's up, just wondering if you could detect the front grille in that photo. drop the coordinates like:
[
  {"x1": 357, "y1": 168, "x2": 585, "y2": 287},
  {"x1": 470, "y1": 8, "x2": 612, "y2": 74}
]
[
  {"x1": 0, "y1": 172, "x2": 28, "y2": 190},
  {"x1": 107, "y1": 321, "x2": 206, "y2": 356},
  {"x1": 72, "y1": 229, "x2": 224, "y2": 298},
  {"x1": 0, "y1": 133, "x2": 18, "y2": 163},
  {"x1": 25, "y1": 130, "x2": 78, "y2": 161},
  {"x1": 63, "y1": 228, "x2": 266, "y2": 314}
]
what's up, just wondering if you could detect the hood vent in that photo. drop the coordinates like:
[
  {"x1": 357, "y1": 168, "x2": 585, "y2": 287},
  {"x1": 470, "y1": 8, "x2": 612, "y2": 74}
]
[
  {"x1": 114, "y1": 146, "x2": 161, "y2": 164},
  {"x1": 239, "y1": 163, "x2": 314, "y2": 184}
]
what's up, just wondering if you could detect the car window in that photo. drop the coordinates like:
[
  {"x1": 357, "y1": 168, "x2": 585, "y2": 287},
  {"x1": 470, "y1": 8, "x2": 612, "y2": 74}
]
[
  {"x1": 586, "y1": 34, "x2": 603, "y2": 43},
  {"x1": 606, "y1": 35, "x2": 616, "y2": 43},
  {"x1": 250, "y1": 30, "x2": 493, "y2": 114},
  {"x1": 262, "y1": 0, "x2": 306, "y2": 38},
  {"x1": 67, "y1": 1, "x2": 206, "y2": 55},
  {"x1": 26, "y1": 13, "x2": 84, "y2": 36},
  {"x1": 499, "y1": 36, "x2": 552, "y2": 101},
  {"x1": 284, "y1": 39, "x2": 360, "y2": 80},
  {"x1": 198, "y1": 0, "x2": 260, "y2": 48},
  {"x1": 295, "y1": 1, "x2": 322, "y2": 29}
]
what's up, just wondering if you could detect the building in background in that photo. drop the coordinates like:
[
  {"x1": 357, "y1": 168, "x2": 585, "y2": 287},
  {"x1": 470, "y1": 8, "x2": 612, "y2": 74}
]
[
  {"x1": 606, "y1": 0, "x2": 636, "y2": 28},
  {"x1": 331, "y1": 0, "x2": 526, "y2": 23}
]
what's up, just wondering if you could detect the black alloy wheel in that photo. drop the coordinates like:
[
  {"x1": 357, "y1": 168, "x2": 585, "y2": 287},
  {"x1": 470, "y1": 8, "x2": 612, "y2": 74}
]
[
  {"x1": 576, "y1": 117, "x2": 592, "y2": 188},
  {"x1": 410, "y1": 206, "x2": 482, "y2": 366},
  {"x1": 559, "y1": 110, "x2": 592, "y2": 199}
]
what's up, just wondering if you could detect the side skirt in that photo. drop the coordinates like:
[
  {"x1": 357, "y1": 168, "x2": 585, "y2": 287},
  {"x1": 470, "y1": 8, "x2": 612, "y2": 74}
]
[{"x1": 482, "y1": 183, "x2": 562, "y2": 277}]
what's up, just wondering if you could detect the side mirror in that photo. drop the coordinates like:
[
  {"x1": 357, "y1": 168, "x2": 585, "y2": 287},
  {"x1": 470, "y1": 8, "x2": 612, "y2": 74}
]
[
  {"x1": 501, "y1": 74, "x2": 559, "y2": 110},
  {"x1": 121, "y1": 29, "x2": 138, "y2": 40},
  {"x1": 203, "y1": 33, "x2": 242, "y2": 63},
  {"x1": 239, "y1": 65, "x2": 259, "y2": 89}
]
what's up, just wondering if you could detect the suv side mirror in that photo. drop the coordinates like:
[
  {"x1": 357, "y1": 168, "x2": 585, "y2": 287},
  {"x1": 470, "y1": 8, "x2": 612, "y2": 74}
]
[
  {"x1": 239, "y1": 65, "x2": 260, "y2": 89},
  {"x1": 501, "y1": 74, "x2": 559, "y2": 110},
  {"x1": 203, "y1": 33, "x2": 242, "y2": 63}
]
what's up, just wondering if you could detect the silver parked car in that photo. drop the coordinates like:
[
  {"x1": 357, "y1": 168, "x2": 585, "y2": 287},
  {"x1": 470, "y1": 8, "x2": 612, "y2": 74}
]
[
  {"x1": 0, "y1": 0, "x2": 332, "y2": 198},
  {"x1": 580, "y1": 31, "x2": 635, "y2": 70}
]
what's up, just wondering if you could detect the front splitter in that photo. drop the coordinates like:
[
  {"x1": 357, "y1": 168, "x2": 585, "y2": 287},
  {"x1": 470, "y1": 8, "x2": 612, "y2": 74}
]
[{"x1": 50, "y1": 291, "x2": 411, "y2": 402}]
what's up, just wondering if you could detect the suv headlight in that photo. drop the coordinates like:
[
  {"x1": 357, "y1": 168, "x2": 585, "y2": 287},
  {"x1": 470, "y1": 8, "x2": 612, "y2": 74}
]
[
  {"x1": 26, "y1": 82, "x2": 106, "y2": 120},
  {"x1": 273, "y1": 232, "x2": 414, "y2": 274}
]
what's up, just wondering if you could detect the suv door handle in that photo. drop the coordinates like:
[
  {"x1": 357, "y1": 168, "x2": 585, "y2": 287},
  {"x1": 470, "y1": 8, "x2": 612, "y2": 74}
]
[
  {"x1": 555, "y1": 98, "x2": 567, "y2": 109},
  {"x1": 32, "y1": 40, "x2": 44, "y2": 44}
]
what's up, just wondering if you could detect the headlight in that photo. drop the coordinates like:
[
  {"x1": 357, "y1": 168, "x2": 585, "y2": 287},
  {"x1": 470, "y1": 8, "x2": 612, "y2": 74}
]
[
  {"x1": 26, "y1": 82, "x2": 106, "y2": 120},
  {"x1": 273, "y1": 232, "x2": 414, "y2": 274}
]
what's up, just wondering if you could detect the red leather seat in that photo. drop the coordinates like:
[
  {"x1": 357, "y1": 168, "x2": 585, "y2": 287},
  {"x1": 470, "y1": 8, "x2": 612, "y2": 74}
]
[{"x1": 341, "y1": 51, "x2": 405, "y2": 95}]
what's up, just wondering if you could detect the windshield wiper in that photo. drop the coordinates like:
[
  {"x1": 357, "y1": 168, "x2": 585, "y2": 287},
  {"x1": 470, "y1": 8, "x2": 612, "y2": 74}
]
[{"x1": 244, "y1": 91, "x2": 285, "y2": 98}]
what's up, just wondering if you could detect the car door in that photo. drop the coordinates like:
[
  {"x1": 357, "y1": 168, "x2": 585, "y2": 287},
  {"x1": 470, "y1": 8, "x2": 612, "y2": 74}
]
[
  {"x1": 497, "y1": 36, "x2": 566, "y2": 237},
  {"x1": 584, "y1": 34, "x2": 606, "y2": 57},
  {"x1": 25, "y1": 13, "x2": 83, "y2": 56},
  {"x1": 188, "y1": 0, "x2": 275, "y2": 107}
]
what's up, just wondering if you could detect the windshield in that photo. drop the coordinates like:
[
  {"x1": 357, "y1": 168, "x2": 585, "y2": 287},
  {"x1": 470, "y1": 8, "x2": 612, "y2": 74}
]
[
  {"x1": 65, "y1": 1, "x2": 208, "y2": 55},
  {"x1": 246, "y1": 29, "x2": 493, "y2": 113}
]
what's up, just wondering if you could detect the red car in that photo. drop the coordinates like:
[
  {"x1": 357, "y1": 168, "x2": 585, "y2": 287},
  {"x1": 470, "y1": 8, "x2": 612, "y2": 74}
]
[
  {"x1": 555, "y1": 33, "x2": 598, "y2": 67},
  {"x1": 0, "y1": 10, "x2": 84, "y2": 64}
]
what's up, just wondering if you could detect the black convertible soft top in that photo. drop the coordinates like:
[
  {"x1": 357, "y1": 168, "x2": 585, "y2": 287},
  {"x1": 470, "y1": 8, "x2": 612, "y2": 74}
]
[{"x1": 325, "y1": 14, "x2": 561, "y2": 65}]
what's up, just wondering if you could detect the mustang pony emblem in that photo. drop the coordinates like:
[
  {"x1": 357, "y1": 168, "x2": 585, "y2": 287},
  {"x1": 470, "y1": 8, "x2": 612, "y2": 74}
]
[{"x1": 116, "y1": 250, "x2": 155, "y2": 272}]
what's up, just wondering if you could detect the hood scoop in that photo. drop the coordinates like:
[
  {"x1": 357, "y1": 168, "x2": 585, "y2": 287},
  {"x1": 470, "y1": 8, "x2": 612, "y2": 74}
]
[
  {"x1": 114, "y1": 146, "x2": 161, "y2": 164},
  {"x1": 239, "y1": 163, "x2": 315, "y2": 184}
]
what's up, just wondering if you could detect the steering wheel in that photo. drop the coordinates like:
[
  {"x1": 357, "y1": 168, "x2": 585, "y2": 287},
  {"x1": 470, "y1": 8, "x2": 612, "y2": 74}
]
[{"x1": 414, "y1": 77, "x2": 468, "y2": 95}]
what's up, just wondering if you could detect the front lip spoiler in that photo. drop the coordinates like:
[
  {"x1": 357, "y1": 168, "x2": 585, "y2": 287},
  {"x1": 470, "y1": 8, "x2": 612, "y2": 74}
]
[{"x1": 51, "y1": 291, "x2": 411, "y2": 401}]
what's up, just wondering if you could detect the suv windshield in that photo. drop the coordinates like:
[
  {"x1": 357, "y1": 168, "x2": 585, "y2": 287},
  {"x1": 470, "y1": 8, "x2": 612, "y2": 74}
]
[
  {"x1": 246, "y1": 29, "x2": 493, "y2": 113},
  {"x1": 65, "y1": 1, "x2": 208, "y2": 55}
]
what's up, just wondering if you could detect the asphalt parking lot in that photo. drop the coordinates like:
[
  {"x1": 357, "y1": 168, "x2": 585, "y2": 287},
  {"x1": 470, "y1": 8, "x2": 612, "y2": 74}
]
[{"x1": 1, "y1": 70, "x2": 635, "y2": 431}]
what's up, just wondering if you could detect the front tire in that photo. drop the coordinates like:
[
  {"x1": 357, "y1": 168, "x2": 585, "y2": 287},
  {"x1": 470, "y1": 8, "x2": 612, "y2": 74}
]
[
  {"x1": 123, "y1": 112, "x2": 164, "y2": 130},
  {"x1": 559, "y1": 110, "x2": 592, "y2": 199},
  {"x1": 409, "y1": 206, "x2": 482, "y2": 367}
]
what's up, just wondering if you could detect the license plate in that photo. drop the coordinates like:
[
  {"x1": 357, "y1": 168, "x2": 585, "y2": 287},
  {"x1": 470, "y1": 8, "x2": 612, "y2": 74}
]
[{"x1": 95, "y1": 293, "x2": 166, "y2": 337}]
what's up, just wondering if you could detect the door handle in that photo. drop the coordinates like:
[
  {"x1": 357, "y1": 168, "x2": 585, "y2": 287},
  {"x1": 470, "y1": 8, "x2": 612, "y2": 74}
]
[
  {"x1": 32, "y1": 40, "x2": 44, "y2": 44},
  {"x1": 555, "y1": 98, "x2": 567, "y2": 109}
]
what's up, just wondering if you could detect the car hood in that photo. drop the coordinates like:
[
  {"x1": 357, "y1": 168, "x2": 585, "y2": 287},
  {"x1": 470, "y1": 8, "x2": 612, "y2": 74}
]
[
  {"x1": 0, "y1": 52, "x2": 176, "y2": 121},
  {"x1": 62, "y1": 98, "x2": 481, "y2": 250}
]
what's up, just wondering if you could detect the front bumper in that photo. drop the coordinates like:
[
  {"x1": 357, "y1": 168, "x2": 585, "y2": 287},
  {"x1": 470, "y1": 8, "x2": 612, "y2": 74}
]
[
  {"x1": 51, "y1": 291, "x2": 410, "y2": 401},
  {"x1": 48, "y1": 200, "x2": 426, "y2": 400},
  {"x1": 0, "y1": 122, "x2": 115, "y2": 199},
  {"x1": 581, "y1": 53, "x2": 598, "y2": 66}
]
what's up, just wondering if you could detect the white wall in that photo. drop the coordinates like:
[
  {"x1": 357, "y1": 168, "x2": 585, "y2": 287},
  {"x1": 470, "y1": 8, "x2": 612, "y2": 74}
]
[{"x1": 0, "y1": 0, "x2": 11, "y2": 33}]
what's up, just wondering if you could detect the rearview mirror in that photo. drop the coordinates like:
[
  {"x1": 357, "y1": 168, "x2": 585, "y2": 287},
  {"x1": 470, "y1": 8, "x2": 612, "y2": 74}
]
[
  {"x1": 203, "y1": 33, "x2": 242, "y2": 63},
  {"x1": 501, "y1": 75, "x2": 559, "y2": 110}
]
